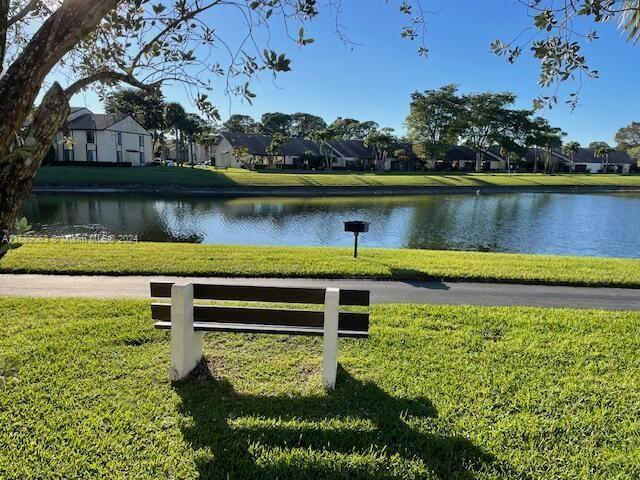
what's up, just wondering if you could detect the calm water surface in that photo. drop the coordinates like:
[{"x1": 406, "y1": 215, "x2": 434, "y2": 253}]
[{"x1": 21, "y1": 192, "x2": 640, "y2": 257}]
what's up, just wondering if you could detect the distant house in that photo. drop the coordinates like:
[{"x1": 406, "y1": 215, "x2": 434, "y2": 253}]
[
  {"x1": 215, "y1": 134, "x2": 510, "y2": 172},
  {"x1": 214, "y1": 132, "x2": 269, "y2": 167},
  {"x1": 167, "y1": 141, "x2": 212, "y2": 165},
  {"x1": 327, "y1": 140, "x2": 419, "y2": 171},
  {"x1": 557, "y1": 148, "x2": 635, "y2": 173},
  {"x1": 326, "y1": 140, "x2": 375, "y2": 170},
  {"x1": 213, "y1": 132, "x2": 636, "y2": 174},
  {"x1": 521, "y1": 147, "x2": 635, "y2": 173},
  {"x1": 433, "y1": 146, "x2": 477, "y2": 170},
  {"x1": 215, "y1": 132, "x2": 322, "y2": 168},
  {"x1": 484, "y1": 147, "x2": 508, "y2": 171},
  {"x1": 281, "y1": 138, "x2": 324, "y2": 168},
  {"x1": 51, "y1": 107, "x2": 152, "y2": 166},
  {"x1": 387, "y1": 143, "x2": 420, "y2": 171}
]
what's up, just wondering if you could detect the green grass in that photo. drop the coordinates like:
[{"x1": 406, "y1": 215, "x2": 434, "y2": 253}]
[
  {"x1": 34, "y1": 165, "x2": 640, "y2": 189},
  {"x1": 3, "y1": 241, "x2": 640, "y2": 288},
  {"x1": 0, "y1": 297, "x2": 638, "y2": 478}
]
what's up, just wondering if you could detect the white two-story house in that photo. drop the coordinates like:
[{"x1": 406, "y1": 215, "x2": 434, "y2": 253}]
[{"x1": 51, "y1": 107, "x2": 153, "y2": 166}]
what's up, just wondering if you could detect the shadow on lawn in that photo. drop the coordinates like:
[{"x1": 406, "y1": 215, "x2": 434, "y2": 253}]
[
  {"x1": 363, "y1": 258, "x2": 449, "y2": 288},
  {"x1": 174, "y1": 360, "x2": 507, "y2": 480},
  {"x1": 400, "y1": 279, "x2": 451, "y2": 290}
]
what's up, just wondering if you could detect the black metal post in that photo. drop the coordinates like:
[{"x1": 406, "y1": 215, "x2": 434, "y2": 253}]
[{"x1": 353, "y1": 232, "x2": 359, "y2": 258}]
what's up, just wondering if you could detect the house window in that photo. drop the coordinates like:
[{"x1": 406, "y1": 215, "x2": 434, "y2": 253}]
[
  {"x1": 116, "y1": 151, "x2": 122, "y2": 163},
  {"x1": 117, "y1": 132, "x2": 122, "y2": 146},
  {"x1": 139, "y1": 135, "x2": 144, "y2": 147},
  {"x1": 86, "y1": 131, "x2": 95, "y2": 144},
  {"x1": 87, "y1": 150, "x2": 97, "y2": 162},
  {"x1": 139, "y1": 152, "x2": 145, "y2": 165}
]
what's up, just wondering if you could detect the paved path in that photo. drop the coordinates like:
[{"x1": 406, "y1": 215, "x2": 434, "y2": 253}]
[{"x1": 1, "y1": 274, "x2": 639, "y2": 310}]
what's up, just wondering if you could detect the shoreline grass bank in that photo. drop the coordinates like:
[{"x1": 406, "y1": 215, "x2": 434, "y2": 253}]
[
  {"x1": 2, "y1": 241, "x2": 640, "y2": 288},
  {"x1": 34, "y1": 166, "x2": 640, "y2": 194},
  {"x1": 1, "y1": 297, "x2": 638, "y2": 478}
]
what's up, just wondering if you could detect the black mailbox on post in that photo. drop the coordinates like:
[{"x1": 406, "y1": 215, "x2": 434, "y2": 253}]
[
  {"x1": 344, "y1": 221, "x2": 370, "y2": 258},
  {"x1": 344, "y1": 221, "x2": 370, "y2": 234}
]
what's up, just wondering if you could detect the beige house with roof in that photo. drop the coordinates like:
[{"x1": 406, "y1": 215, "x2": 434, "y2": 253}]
[{"x1": 51, "y1": 107, "x2": 152, "y2": 166}]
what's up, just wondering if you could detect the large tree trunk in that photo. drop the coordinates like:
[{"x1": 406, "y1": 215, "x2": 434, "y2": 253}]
[
  {"x1": 544, "y1": 150, "x2": 550, "y2": 174},
  {"x1": 0, "y1": 1, "x2": 118, "y2": 255},
  {"x1": 1, "y1": 83, "x2": 70, "y2": 254},
  {"x1": 475, "y1": 151, "x2": 482, "y2": 172}
]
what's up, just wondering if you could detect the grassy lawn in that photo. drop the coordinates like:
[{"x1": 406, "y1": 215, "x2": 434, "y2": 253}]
[
  {"x1": 0, "y1": 297, "x2": 638, "y2": 478},
  {"x1": 34, "y1": 165, "x2": 640, "y2": 189},
  {"x1": 3, "y1": 241, "x2": 640, "y2": 288}
]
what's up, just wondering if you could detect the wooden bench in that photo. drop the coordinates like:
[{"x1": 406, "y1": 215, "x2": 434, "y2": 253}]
[{"x1": 150, "y1": 282, "x2": 370, "y2": 388}]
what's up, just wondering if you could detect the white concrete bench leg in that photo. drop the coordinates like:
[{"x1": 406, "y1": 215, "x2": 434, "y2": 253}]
[
  {"x1": 170, "y1": 282, "x2": 203, "y2": 381},
  {"x1": 322, "y1": 287, "x2": 340, "y2": 389}
]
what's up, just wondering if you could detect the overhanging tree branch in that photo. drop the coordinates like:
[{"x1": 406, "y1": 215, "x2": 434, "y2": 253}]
[
  {"x1": 7, "y1": 0, "x2": 41, "y2": 26},
  {"x1": 0, "y1": 0, "x2": 119, "y2": 150},
  {"x1": 130, "y1": 0, "x2": 224, "y2": 69},
  {"x1": 64, "y1": 70, "x2": 162, "y2": 98}
]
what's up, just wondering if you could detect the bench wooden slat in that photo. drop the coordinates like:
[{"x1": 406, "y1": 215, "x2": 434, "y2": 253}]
[
  {"x1": 150, "y1": 282, "x2": 370, "y2": 306},
  {"x1": 151, "y1": 303, "x2": 369, "y2": 332},
  {"x1": 153, "y1": 321, "x2": 369, "y2": 339}
]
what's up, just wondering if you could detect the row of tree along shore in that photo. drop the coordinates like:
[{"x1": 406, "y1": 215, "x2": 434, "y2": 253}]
[{"x1": 104, "y1": 86, "x2": 638, "y2": 173}]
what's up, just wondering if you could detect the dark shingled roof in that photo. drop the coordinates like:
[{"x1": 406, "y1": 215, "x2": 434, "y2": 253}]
[
  {"x1": 281, "y1": 138, "x2": 322, "y2": 156},
  {"x1": 522, "y1": 149, "x2": 543, "y2": 163},
  {"x1": 24, "y1": 107, "x2": 94, "y2": 128},
  {"x1": 329, "y1": 140, "x2": 375, "y2": 159},
  {"x1": 484, "y1": 146, "x2": 507, "y2": 161},
  {"x1": 443, "y1": 146, "x2": 477, "y2": 161},
  {"x1": 66, "y1": 112, "x2": 129, "y2": 131},
  {"x1": 221, "y1": 132, "x2": 326, "y2": 157},
  {"x1": 571, "y1": 148, "x2": 634, "y2": 165},
  {"x1": 221, "y1": 132, "x2": 272, "y2": 155},
  {"x1": 393, "y1": 142, "x2": 420, "y2": 160},
  {"x1": 524, "y1": 147, "x2": 635, "y2": 165}
]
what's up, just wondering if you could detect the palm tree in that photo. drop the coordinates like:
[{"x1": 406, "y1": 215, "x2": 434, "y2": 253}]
[
  {"x1": 265, "y1": 133, "x2": 288, "y2": 168},
  {"x1": 499, "y1": 145, "x2": 512, "y2": 175},
  {"x1": 310, "y1": 127, "x2": 337, "y2": 170},
  {"x1": 164, "y1": 103, "x2": 187, "y2": 165},
  {"x1": 563, "y1": 141, "x2": 581, "y2": 173},
  {"x1": 594, "y1": 145, "x2": 615, "y2": 172},
  {"x1": 364, "y1": 129, "x2": 397, "y2": 172},
  {"x1": 196, "y1": 132, "x2": 219, "y2": 166}
]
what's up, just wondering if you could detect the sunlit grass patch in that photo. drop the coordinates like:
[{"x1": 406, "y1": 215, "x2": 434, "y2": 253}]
[
  {"x1": 0, "y1": 297, "x2": 638, "y2": 478},
  {"x1": 3, "y1": 241, "x2": 640, "y2": 288},
  {"x1": 34, "y1": 165, "x2": 640, "y2": 190}
]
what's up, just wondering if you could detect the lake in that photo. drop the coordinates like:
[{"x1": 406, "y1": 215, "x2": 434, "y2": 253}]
[{"x1": 21, "y1": 192, "x2": 640, "y2": 257}]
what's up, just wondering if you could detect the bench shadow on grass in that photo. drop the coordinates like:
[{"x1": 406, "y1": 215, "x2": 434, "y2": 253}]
[
  {"x1": 362, "y1": 259, "x2": 451, "y2": 290},
  {"x1": 173, "y1": 361, "x2": 507, "y2": 480}
]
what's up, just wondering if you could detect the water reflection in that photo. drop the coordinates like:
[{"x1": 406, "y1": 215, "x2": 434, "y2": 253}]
[{"x1": 21, "y1": 192, "x2": 640, "y2": 258}]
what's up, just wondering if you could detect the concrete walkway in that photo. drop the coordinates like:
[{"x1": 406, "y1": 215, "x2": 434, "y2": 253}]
[{"x1": 1, "y1": 274, "x2": 639, "y2": 310}]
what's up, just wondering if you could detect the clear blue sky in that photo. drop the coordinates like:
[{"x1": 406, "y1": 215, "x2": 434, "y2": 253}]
[{"x1": 70, "y1": 0, "x2": 640, "y2": 145}]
